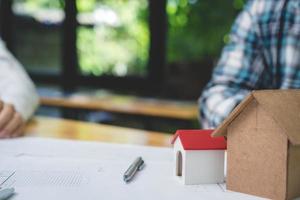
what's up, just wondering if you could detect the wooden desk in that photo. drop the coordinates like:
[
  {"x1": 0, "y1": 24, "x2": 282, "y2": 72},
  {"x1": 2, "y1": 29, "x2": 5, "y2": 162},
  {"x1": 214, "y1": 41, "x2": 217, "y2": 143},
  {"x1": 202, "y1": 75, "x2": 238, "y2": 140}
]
[
  {"x1": 40, "y1": 94, "x2": 198, "y2": 121},
  {"x1": 24, "y1": 116, "x2": 172, "y2": 147}
]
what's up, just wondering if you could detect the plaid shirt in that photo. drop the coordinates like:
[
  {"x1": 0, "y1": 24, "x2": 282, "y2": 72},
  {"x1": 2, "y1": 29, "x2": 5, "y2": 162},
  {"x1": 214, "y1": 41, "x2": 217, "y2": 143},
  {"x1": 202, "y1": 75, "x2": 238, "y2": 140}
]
[{"x1": 199, "y1": 0, "x2": 300, "y2": 128}]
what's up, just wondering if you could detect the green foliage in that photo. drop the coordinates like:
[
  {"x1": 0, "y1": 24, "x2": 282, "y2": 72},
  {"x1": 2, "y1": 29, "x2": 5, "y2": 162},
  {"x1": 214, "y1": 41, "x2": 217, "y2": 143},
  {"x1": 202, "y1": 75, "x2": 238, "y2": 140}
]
[
  {"x1": 167, "y1": 0, "x2": 245, "y2": 63},
  {"x1": 77, "y1": 0, "x2": 96, "y2": 12},
  {"x1": 14, "y1": 0, "x2": 63, "y2": 10},
  {"x1": 77, "y1": 0, "x2": 149, "y2": 76}
]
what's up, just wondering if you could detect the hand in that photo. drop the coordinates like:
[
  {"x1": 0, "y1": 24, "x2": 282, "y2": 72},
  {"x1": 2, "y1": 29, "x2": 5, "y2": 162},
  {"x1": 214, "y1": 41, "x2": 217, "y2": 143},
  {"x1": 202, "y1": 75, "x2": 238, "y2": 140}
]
[{"x1": 0, "y1": 101, "x2": 25, "y2": 138}]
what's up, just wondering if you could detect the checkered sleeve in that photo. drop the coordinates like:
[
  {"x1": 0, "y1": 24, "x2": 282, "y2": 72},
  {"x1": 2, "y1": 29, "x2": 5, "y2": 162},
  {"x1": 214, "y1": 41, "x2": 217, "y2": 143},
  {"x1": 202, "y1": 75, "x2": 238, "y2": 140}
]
[{"x1": 199, "y1": 1, "x2": 266, "y2": 128}]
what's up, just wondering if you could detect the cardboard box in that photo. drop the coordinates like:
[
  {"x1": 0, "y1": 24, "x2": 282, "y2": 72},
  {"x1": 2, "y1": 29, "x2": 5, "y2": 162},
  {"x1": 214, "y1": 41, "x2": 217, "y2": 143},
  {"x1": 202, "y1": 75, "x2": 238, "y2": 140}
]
[
  {"x1": 212, "y1": 90, "x2": 300, "y2": 200},
  {"x1": 171, "y1": 130, "x2": 226, "y2": 184}
]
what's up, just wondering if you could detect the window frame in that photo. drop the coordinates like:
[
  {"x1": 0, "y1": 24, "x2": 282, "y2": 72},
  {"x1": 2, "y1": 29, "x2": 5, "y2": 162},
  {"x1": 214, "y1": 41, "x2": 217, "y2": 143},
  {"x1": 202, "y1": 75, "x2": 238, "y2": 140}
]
[{"x1": 0, "y1": 0, "x2": 167, "y2": 94}]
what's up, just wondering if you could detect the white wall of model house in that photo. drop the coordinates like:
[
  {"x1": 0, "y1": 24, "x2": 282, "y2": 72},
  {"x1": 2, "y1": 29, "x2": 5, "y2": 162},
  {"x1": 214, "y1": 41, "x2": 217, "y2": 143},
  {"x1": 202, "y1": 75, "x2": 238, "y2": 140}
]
[{"x1": 173, "y1": 138, "x2": 225, "y2": 185}]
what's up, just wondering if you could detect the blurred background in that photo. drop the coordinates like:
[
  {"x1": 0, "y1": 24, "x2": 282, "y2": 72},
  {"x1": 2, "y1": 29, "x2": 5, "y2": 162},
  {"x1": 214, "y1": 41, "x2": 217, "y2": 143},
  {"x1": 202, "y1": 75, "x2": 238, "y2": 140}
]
[{"x1": 0, "y1": 0, "x2": 245, "y2": 132}]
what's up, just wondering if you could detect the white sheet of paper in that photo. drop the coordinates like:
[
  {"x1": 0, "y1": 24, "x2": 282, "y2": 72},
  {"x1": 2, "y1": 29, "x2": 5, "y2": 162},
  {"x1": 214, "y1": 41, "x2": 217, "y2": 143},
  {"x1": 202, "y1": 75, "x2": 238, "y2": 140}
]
[{"x1": 0, "y1": 138, "x2": 263, "y2": 200}]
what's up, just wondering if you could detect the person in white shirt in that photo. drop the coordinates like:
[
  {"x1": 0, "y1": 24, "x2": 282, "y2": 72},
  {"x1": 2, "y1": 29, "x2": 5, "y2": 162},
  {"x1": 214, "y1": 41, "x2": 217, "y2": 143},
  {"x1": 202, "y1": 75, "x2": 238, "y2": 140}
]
[{"x1": 0, "y1": 38, "x2": 39, "y2": 138}]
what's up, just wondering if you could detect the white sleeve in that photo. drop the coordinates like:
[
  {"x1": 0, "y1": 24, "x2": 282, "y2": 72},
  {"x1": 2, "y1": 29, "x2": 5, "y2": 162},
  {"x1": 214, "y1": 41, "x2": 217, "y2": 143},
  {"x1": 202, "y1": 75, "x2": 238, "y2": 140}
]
[{"x1": 0, "y1": 39, "x2": 39, "y2": 121}]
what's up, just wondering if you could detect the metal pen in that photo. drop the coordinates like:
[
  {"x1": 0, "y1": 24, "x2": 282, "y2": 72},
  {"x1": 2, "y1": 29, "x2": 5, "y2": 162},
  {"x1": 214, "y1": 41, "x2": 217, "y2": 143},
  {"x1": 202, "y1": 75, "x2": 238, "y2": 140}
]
[{"x1": 123, "y1": 157, "x2": 144, "y2": 183}]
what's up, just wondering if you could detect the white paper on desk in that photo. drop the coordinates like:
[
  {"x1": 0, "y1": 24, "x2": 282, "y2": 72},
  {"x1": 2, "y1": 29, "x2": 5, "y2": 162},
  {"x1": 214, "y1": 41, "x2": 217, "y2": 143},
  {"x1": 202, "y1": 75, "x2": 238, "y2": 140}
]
[
  {"x1": 0, "y1": 138, "x2": 264, "y2": 200},
  {"x1": 0, "y1": 137, "x2": 172, "y2": 161}
]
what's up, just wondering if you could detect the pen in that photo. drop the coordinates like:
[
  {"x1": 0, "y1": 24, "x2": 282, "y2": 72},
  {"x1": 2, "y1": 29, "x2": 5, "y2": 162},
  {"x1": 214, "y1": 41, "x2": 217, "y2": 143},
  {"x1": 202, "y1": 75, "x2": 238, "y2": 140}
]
[
  {"x1": 0, "y1": 188, "x2": 15, "y2": 200},
  {"x1": 123, "y1": 157, "x2": 144, "y2": 183}
]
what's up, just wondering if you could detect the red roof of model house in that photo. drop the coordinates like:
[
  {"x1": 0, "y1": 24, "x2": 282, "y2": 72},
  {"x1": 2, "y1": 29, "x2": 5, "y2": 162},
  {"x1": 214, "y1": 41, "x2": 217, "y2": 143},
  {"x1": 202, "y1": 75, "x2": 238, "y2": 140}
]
[{"x1": 171, "y1": 130, "x2": 227, "y2": 150}]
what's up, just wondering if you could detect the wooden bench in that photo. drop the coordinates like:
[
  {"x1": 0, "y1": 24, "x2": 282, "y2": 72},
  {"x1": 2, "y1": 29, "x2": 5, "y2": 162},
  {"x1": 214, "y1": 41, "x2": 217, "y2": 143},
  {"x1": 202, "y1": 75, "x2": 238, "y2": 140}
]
[
  {"x1": 40, "y1": 92, "x2": 199, "y2": 121},
  {"x1": 25, "y1": 116, "x2": 172, "y2": 147}
]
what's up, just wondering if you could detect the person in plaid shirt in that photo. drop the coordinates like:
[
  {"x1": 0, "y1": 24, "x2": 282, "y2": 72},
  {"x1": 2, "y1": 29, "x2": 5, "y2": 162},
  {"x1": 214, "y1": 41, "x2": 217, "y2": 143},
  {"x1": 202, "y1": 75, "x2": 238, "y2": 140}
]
[{"x1": 199, "y1": 0, "x2": 300, "y2": 128}]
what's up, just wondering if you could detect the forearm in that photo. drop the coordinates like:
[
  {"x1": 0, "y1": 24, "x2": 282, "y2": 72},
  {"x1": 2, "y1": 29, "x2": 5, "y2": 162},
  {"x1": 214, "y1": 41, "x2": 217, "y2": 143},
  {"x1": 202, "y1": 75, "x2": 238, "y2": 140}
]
[
  {"x1": 0, "y1": 81, "x2": 39, "y2": 121},
  {"x1": 199, "y1": 1, "x2": 264, "y2": 128},
  {"x1": 0, "y1": 40, "x2": 39, "y2": 121},
  {"x1": 199, "y1": 84, "x2": 250, "y2": 128}
]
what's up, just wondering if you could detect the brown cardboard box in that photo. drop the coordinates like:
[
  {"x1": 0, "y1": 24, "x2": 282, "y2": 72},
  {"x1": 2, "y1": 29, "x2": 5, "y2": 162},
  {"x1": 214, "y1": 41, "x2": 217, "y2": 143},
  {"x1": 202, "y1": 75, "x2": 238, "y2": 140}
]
[{"x1": 212, "y1": 90, "x2": 300, "y2": 200}]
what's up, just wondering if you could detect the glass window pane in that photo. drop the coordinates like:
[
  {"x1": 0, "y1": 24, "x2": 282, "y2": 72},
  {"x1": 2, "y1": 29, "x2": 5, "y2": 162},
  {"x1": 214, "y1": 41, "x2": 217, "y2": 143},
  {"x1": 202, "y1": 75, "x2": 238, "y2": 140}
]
[
  {"x1": 77, "y1": 0, "x2": 149, "y2": 77},
  {"x1": 12, "y1": 0, "x2": 64, "y2": 74},
  {"x1": 167, "y1": 0, "x2": 244, "y2": 64}
]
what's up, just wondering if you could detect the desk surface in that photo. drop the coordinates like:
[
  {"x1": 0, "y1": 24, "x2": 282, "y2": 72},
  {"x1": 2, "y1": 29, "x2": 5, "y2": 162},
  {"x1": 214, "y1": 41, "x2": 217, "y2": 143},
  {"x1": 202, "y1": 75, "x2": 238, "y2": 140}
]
[
  {"x1": 40, "y1": 93, "x2": 198, "y2": 120},
  {"x1": 24, "y1": 116, "x2": 172, "y2": 147}
]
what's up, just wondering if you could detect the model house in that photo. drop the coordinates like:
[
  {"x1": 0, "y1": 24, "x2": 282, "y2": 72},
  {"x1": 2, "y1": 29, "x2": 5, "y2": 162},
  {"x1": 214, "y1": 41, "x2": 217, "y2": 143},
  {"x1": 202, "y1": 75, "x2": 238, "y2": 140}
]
[
  {"x1": 213, "y1": 90, "x2": 300, "y2": 200},
  {"x1": 171, "y1": 129, "x2": 226, "y2": 185}
]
